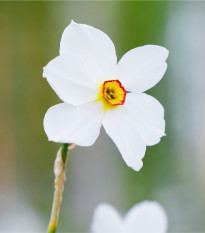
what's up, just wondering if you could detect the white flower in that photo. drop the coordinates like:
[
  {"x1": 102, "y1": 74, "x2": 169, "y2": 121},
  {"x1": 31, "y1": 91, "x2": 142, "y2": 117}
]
[
  {"x1": 43, "y1": 20, "x2": 169, "y2": 171},
  {"x1": 91, "y1": 201, "x2": 168, "y2": 233}
]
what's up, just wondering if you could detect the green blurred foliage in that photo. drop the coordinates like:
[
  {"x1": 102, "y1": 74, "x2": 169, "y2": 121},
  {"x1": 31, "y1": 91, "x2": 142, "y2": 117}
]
[{"x1": 0, "y1": 1, "x2": 205, "y2": 232}]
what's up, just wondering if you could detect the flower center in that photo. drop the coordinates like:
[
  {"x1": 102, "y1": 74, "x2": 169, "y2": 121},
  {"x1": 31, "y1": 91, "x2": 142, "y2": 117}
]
[
  {"x1": 97, "y1": 80, "x2": 126, "y2": 111},
  {"x1": 103, "y1": 80, "x2": 126, "y2": 105}
]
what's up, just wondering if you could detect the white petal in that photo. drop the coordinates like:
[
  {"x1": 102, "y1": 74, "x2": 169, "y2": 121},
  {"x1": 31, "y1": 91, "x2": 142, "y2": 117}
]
[
  {"x1": 43, "y1": 55, "x2": 99, "y2": 105},
  {"x1": 60, "y1": 21, "x2": 117, "y2": 81},
  {"x1": 102, "y1": 107, "x2": 146, "y2": 171},
  {"x1": 117, "y1": 45, "x2": 169, "y2": 93},
  {"x1": 43, "y1": 102, "x2": 103, "y2": 146},
  {"x1": 91, "y1": 203, "x2": 124, "y2": 233},
  {"x1": 124, "y1": 201, "x2": 168, "y2": 233},
  {"x1": 125, "y1": 93, "x2": 165, "y2": 146}
]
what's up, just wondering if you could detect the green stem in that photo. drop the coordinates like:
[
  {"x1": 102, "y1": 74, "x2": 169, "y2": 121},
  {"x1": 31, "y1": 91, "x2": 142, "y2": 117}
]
[{"x1": 61, "y1": 143, "x2": 68, "y2": 164}]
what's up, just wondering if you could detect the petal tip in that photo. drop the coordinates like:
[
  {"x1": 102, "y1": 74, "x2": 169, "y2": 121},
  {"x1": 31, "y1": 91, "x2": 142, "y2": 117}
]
[
  {"x1": 129, "y1": 159, "x2": 143, "y2": 172},
  {"x1": 70, "y1": 19, "x2": 77, "y2": 25},
  {"x1": 164, "y1": 48, "x2": 169, "y2": 61},
  {"x1": 147, "y1": 44, "x2": 169, "y2": 60},
  {"x1": 42, "y1": 67, "x2": 47, "y2": 78}
]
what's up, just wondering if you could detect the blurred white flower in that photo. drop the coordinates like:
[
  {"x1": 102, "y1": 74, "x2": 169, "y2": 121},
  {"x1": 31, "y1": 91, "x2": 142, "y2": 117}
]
[
  {"x1": 91, "y1": 201, "x2": 168, "y2": 233},
  {"x1": 0, "y1": 197, "x2": 45, "y2": 232},
  {"x1": 43, "y1": 20, "x2": 168, "y2": 171}
]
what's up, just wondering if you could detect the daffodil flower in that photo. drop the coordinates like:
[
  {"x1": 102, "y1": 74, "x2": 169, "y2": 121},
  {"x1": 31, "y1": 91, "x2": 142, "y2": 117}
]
[
  {"x1": 43, "y1": 21, "x2": 169, "y2": 171},
  {"x1": 91, "y1": 201, "x2": 168, "y2": 233}
]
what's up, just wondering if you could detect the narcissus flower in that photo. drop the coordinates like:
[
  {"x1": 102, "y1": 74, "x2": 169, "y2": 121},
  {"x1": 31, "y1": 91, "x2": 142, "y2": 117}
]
[
  {"x1": 91, "y1": 201, "x2": 168, "y2": 233},
  {"x1": 43, "y1": 21, "x2": 168, "y2": 171}
]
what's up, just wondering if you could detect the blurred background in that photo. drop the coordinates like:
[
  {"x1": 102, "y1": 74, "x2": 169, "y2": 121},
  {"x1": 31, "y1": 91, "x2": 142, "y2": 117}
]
[{"x1": 0, "y1": 1, "x2": 205, "y2": 232}]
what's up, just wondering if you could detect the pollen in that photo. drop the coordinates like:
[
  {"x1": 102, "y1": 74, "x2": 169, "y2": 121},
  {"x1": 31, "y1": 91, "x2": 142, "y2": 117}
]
[{"x1": 97, "y1": 80, "x2": 126, "y2": 111}]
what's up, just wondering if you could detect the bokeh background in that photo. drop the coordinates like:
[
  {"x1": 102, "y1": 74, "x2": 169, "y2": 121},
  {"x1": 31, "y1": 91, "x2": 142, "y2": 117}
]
[{"x1": 0, "y1": 1, "x2": 205, "y2": 232}]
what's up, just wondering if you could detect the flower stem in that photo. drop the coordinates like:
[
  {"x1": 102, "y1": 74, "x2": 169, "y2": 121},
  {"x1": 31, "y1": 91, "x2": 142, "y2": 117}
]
[{"x1": 48, "y1": 143, "x2": 76, "y2": 233}]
